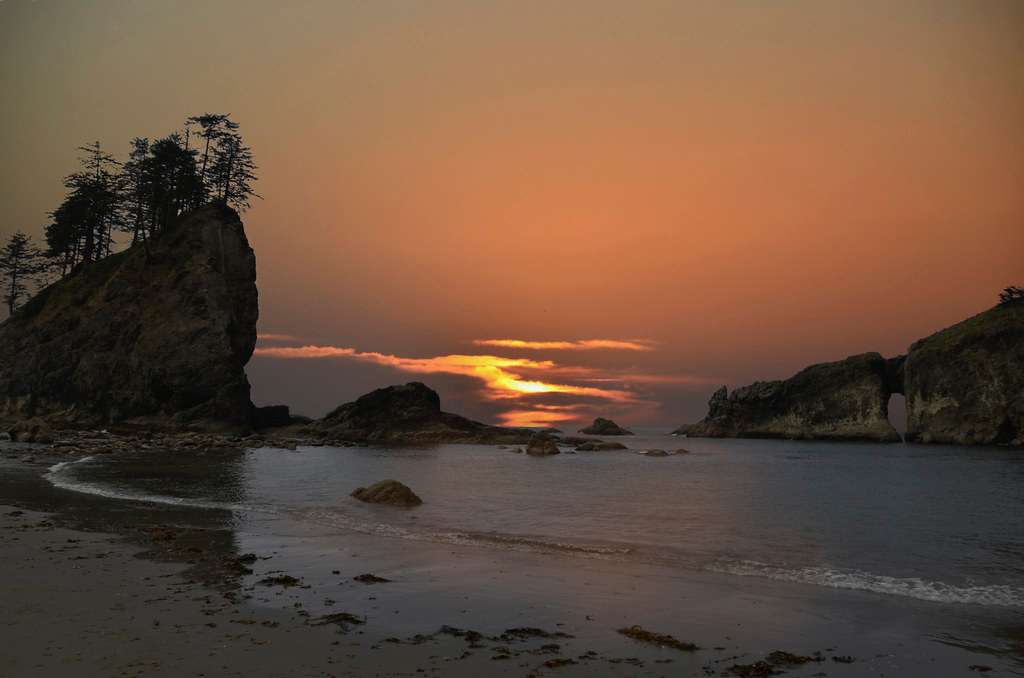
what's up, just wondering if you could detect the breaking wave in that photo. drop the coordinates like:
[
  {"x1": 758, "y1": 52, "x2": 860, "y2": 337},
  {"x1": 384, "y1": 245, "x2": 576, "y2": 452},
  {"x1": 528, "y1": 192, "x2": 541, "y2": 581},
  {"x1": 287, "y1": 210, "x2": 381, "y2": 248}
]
[{"x1": 710, "y1": 559, "x2": 1024, "y2": 608}]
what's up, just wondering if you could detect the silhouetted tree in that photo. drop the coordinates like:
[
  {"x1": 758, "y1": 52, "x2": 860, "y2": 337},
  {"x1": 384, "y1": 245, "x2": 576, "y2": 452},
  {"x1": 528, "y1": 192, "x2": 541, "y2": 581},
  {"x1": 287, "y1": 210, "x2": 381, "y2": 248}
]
[
  {"x1": 143, "y1": 134, "x2": 202, "y2": 231},
  {"x1": 120, "y1": 137, "x2": 153, "y2": 244},
  {"x1": 61, "y1": 141, "x2": 123, "y2": 263},
  {"x1": 186, "y1": 113, "x2": 238, "y2": 201},
  {"x1": 40, "y1": 114, "x2": 259, "y2": 281},
  {"x1": 209, "y1": 130, "x2": 260, "y2": 211},
  {"x1": 44, "y1": 189, "x2": 90, "y2": 274},
  {"x1": 0, "y1": 232, "x2": 45, "y2": 314},
  {"x1": 999, "y1": 286, "x2": 1023, "y2": 306}
]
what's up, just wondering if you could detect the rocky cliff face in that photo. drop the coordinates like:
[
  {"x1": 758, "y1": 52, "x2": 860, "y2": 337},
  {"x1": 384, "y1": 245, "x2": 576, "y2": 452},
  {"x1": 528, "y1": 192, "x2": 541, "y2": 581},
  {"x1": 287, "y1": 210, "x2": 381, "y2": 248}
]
[
  {"x1": 678, "y1": 302, "x2": 1024, "y2": 446},
  {"x1": 315, "y1": 382, "x2": 532, "y2": 444},
  {"x1": 903, "y1": 303, "x2": 1023, "y2": 445},
  {"x1": 676, "y1": 353, "x2": 900, "y2": 442},
  {"x1": 0, "y1": 204, "x2": 258, "y2": 430}
]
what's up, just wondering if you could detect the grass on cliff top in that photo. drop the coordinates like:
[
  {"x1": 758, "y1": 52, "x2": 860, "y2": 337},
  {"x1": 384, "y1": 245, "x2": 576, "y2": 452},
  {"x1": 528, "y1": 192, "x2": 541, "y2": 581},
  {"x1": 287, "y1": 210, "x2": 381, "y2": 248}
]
[{"x1": 908, "y1": 302, "x2": 1022, "y2": 356}]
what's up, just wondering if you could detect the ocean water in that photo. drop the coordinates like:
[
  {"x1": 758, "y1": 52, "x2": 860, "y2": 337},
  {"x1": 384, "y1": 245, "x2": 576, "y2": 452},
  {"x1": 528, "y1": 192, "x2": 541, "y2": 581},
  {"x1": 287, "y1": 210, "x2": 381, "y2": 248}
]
[{"x1": 45, "y1": 432, "x2": 1024, "y2": 610}]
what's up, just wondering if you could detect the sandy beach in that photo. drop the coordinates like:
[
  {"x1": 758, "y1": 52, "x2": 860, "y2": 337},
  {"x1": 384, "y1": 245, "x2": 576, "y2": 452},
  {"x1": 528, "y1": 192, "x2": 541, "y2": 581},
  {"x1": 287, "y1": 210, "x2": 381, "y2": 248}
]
[{"x1": 3, "y1": 443, "x2": 1022, "y2": 677}]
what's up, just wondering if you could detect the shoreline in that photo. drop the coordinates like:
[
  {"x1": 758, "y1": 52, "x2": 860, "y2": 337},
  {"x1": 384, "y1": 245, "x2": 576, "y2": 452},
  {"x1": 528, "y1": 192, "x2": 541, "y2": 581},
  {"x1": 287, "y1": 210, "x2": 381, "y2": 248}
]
[{"x1": 2, "y1": 445, "x2": 1023, "y2": 677}]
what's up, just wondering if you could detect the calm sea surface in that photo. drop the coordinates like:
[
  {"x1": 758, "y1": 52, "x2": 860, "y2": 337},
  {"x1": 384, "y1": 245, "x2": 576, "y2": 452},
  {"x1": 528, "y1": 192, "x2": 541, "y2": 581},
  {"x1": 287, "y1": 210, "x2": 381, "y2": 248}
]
[{"x1": 48, "y1": 432, "x2": 1024, "y2": 608}]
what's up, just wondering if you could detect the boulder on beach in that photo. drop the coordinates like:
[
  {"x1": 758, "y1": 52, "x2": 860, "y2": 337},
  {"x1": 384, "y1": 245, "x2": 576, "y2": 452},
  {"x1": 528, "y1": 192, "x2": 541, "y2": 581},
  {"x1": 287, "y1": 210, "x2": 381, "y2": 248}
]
[
  {"x1": 525, "y1": 434, "x2": 560, "y2": 456},
  {"x1": 351, "y1": 479, "x2": 423, "y2": 506},
  {"x1": 578, "y1": 417, "x2": 633, "y2": 436},
  {"x1": 8, "y1": 418, "x2": 54, "y2": 444},
  {"x1": 575, "y1": 440, "x2": 627, "y2": 451}
]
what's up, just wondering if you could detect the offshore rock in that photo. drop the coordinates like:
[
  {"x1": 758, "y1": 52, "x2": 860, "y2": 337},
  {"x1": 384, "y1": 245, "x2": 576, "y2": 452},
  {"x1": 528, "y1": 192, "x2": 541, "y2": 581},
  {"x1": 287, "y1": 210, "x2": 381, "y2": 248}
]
[
  {"x1": 0, "y1": 204, "x2": 258, "y2": 431},
  {"x1": 578, "y1": 417, "x2": 633, "y2": 436},
  {"x1": 315, "y1": 382, "x2": 532, "y2": 444},
  {"x1": 574, "y1": 440, "x2": 627, "y2": 451},
  {"x1": 677, "y1": 353, "x2": 900, "y2": 442}
]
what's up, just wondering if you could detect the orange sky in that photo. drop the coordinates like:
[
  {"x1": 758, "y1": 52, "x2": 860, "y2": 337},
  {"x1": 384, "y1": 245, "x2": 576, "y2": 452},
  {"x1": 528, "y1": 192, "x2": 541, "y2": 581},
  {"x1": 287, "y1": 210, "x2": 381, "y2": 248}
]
[{"x1": 2, "y1": 1, "x2": 1022, "y2": 426}]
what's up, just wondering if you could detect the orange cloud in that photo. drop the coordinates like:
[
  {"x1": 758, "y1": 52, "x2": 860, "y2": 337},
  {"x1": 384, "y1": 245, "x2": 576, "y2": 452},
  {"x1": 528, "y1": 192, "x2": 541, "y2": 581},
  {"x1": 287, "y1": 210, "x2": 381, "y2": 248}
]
[
  {"x1": 257, "y1": 332, "x2": 303, "y2": 343},
  {"x1": 498, "y1": 408, "x2": 581, "y2": 428},
  {"x1": 473, "y1": 338, "x2": 655, "y2": 351},
  {"x1": 252, "y1": 345, "x2": 638, "y2": 404}
]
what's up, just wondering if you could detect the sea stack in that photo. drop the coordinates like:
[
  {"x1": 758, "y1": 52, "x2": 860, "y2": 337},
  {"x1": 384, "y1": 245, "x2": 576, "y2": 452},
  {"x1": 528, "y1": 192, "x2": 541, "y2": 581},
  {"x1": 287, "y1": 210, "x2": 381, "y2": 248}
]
[{"x1": 0, "y1": 204, "x2": 259, "y2": 431}]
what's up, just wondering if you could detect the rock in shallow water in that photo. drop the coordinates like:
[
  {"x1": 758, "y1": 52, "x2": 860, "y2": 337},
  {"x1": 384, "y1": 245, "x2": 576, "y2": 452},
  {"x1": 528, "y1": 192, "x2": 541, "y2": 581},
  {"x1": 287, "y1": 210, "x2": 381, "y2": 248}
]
[
  {"x1": 574, "y1": 441, "x2": 627, "y2": 451},
  {"x1": 525, "y1": 434, "x2": 560, "y2": 456},
  {"x1": 351, "y1": 480, "x2": 423, "y2": 506}
]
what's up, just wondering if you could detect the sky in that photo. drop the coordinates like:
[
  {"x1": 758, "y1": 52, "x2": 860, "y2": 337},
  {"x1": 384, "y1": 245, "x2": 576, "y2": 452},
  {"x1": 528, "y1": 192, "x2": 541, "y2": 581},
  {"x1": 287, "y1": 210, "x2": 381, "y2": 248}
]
[{"x1": 1, "y1": 0, "x2": 1022, "y2": 427}]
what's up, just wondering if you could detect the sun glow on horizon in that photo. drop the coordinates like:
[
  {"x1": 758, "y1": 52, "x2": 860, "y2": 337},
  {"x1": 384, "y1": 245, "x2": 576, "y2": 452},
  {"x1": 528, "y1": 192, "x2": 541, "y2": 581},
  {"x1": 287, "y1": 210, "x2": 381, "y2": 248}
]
[
  {"x1": 254, "y1": 336, "x2": 709, "y2": 425},
  {"x1": 473, "y1": 338, "x2": 655, "y2": 352}
]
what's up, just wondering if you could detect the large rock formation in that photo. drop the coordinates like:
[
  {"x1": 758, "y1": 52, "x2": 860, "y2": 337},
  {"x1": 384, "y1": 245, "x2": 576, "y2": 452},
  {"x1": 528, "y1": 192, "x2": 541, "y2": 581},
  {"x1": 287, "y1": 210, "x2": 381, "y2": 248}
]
[
  {"x1": 0, "y1": 204, "x2": 258, "y2": 431},
  {"x1": 677, "y1": 301, "x2": 1024, "y2": 446},
  {"x1": 902, "y1": 303, "x2": 1023, "y2": 445},
  {"x1": 315, "y1": 382, "x2": 533, "y2": 444},
  {"x1": 676, "y1": 353, "x2": 900, "y2": 442}
]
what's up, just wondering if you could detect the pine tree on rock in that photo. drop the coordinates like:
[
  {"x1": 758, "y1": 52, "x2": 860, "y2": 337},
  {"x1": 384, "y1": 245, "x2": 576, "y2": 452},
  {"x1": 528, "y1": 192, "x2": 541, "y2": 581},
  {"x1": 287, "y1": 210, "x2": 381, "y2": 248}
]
[{"x1": 0, "y1": 232, "x2": 45, "y2": 314}]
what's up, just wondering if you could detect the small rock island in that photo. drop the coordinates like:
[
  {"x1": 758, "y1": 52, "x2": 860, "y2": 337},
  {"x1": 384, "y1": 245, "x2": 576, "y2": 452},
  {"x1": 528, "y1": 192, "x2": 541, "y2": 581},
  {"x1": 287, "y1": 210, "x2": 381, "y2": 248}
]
[{"x1": 579, "y1": 417, "x2": 633, "y2": 436}]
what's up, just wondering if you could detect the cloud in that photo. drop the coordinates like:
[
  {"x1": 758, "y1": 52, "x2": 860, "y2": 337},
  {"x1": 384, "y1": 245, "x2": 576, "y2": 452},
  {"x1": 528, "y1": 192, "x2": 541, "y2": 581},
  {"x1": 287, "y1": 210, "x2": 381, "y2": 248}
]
[
  {"x1": 497, "y1": 408, "x2": 581, "y2": 428},
  {"x1": 253, "y1": 338, "x2": 715, "y2": 428},
  {"x1": 257, "y1": 332, "x2": 303, "y2": 343},
  {"x1": 472, "y1": 338, "x2": 655, "y2": 352},
  {"x1": 252, "y1": 345, "x2": 638, "y2": 404}
]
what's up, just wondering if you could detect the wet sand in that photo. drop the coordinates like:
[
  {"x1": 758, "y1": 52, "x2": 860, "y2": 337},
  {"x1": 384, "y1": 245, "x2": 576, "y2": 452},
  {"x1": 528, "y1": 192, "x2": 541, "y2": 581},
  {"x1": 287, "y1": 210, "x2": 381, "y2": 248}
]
[{"x1": 1, "y1": 446, "x2": 1022, "y2": 677}]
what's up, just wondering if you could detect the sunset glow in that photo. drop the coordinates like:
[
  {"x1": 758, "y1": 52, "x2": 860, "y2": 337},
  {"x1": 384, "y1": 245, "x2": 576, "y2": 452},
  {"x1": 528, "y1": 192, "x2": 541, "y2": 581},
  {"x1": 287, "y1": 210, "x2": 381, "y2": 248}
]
[
  {"x1": 5, "y1": 1, "x2": 1019, "y2": 428},
  {"x1": 253, "y1": 338, "x2": 675, "y2": 425},
  {"x1": 473, "y1": 339, "x2": 655, "y2": 352}
]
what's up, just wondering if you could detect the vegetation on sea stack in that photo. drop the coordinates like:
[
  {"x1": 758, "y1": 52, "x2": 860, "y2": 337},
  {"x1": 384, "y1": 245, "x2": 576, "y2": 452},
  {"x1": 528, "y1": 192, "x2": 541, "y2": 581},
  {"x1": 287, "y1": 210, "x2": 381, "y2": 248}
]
[
  {"x1": 0, "y1": 113, "x2": 259, "y2": 317},
  {"x1": 999, "y1": 286, "x2": 1023, "y2": 306}
]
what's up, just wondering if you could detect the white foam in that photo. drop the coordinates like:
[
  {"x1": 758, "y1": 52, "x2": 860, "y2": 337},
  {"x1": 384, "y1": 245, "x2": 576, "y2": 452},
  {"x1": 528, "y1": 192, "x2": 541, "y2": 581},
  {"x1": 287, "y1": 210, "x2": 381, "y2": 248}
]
[
  {"x1": 45, "y1": 456, "x2": 255, "y2": 513},
  {"x1": 710, "y1": 559, "x2": 1024, "y2": 608}
]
